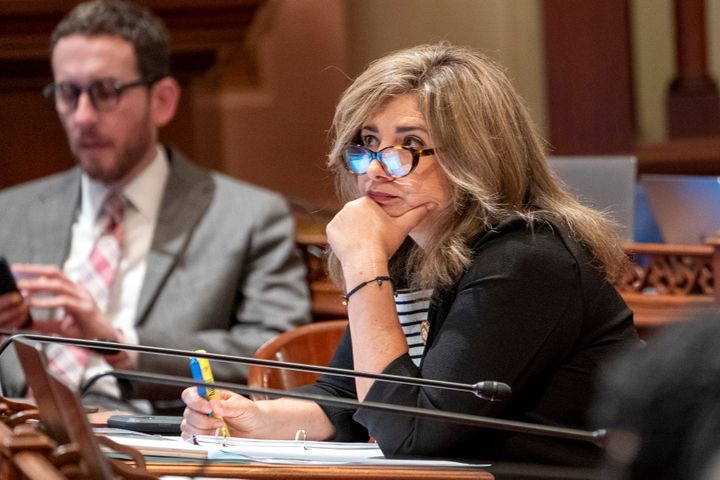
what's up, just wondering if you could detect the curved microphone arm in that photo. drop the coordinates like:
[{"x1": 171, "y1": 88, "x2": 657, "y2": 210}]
[
  {"x1": 110, "y1": 369, "x2": 607, "y2": 448},
  {"x1": 0, "y1": 332, "x2": 511, "y2": 401}
]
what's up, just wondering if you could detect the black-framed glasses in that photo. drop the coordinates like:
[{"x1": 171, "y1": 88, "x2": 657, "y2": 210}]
[
  {"x1": 341, "y1": 144, "x2": 436, "y2": 178},
  {"x1": 43, "y1": 78, "x2": 151, "y2": 114}
]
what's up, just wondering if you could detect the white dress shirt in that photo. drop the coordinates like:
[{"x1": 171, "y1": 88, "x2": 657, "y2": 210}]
[{"x1": 63, "y1": 146, "x2": 169, "y2": 397}]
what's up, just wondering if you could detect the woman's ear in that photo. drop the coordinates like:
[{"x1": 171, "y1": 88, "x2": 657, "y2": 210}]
[{"x1": 150, "y1": 76, "x2": 181, "y2": 127}]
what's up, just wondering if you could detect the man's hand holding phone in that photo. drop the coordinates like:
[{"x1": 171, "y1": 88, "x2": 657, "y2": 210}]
[
  {"x1": 0, "y1": 257, "x2": 31, "y2": 330},
  {"x1": 9, "y1": 263, "x2": 117, "y2": 340},
  {"x1": 0, "y1": 260, "x2": 113, "y2": 340}
]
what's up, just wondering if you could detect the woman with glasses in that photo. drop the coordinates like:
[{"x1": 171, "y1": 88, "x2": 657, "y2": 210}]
[{"x1": 181, "y1": 43, "x2": 639, "y2": 466}]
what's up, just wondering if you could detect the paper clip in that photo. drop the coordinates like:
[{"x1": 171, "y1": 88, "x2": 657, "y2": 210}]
[{"x1": 294, "y1": 428, "x2": 308, "y2": 450}]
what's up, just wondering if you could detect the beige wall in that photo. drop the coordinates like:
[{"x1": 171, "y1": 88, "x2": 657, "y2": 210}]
[
  {"x1": 346, "y1": 0, "x2": 720, "y2": 147},
  {"x1": 205, "y1": 0, "x2": 547, "y2": 211},
  {"x1": 631, "y1": 0, "x2": 676, "y2": 143},
  {"x1": 711, "y1": 0, "x2": 720, "y2": 87},
  {"x1": 631, "y1": 0, "x2": 720, "y2": 143},
  {"x1": 192, "y1": 0, "x2": 351, "y2": 212},
  {"x1": 206, "y1": 0, "x2": 720, "y2": 209},
  {"x1": 346, "y1": 0, "x2": 547, "y2": 135}
]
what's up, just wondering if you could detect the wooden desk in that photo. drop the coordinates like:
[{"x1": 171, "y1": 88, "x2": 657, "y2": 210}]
[
  {"x1": 86, "y1": 410, "x2": 492, "y2": 479},
  {"x1": 2, "y1": 411, "x2": 494, "y2": 480},
  {"x1": 141, "y1": 460, "x2": 494, "y2": 479},
  {"x1": 84, "y1": 405, "x2": 492, "y2": 479}
]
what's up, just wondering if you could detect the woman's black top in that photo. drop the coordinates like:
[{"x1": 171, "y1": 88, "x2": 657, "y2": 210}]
[{"x1": 299, "y1": 217, "x2": 639, "y2": 466}]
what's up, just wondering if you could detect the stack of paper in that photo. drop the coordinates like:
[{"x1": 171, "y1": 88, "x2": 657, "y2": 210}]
[
  {"x1": 98, "y1": 429, "x2": 486, "y2": 468},
  {"x1": 97, "y1": 429, "x2": 209, "y2": 460},
  {"x1": 197, "y1": 436, "x2": 481, "y2": 466}
]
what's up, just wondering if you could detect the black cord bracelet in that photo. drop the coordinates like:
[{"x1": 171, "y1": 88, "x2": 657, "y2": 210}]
[{"x1": 342, "y1": 275, "x2": 395, "y2": 305}]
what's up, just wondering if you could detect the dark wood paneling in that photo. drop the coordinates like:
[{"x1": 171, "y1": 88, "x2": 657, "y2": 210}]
[
  {"x1": 637, "y1": 137, "x2": 720, "y2": 175},
  {"x1": 667, "y1": 0, "x2": 720, "y2": 138},
  {"x1": 542, "y1": 0, "x2": 635, "y2": 155},
  {"x1": 0, "y1": 0, "x2": 264, "y2": 189}
]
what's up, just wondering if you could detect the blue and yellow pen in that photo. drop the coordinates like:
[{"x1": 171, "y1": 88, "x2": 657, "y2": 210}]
[{"x1": 190, "y1": 349, "x2": 230, "y2": 439}]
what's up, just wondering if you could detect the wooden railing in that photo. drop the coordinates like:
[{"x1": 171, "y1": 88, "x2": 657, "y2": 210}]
[{"x1": 617, "y1": 239, "x2": 720, "y2": 334}]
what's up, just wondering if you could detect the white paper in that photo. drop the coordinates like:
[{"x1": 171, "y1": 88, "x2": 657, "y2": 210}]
[
  {"x1": 97, "y1": 429, "x2": 488, "y2": 467},
  {"x1": 97, "y1": 430, "x2": 210, "y2": 459},
  {"x1": 195, "y1": 436, "x2": 486, "y2": 467}
]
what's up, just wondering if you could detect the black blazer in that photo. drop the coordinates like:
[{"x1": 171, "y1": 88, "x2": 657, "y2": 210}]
[{"x1": 301, "y1": 217, "x2": 638, "y2": 466}]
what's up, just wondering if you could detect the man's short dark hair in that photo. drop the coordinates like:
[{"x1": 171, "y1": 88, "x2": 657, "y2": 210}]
[{"x1": 50, "y1": 0, "x2": 171, "y2": 82}]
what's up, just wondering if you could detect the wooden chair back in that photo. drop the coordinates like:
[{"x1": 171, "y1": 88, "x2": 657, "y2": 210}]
[{"x1": 247, "y1": 319, "x2": 348, "y2": 399}]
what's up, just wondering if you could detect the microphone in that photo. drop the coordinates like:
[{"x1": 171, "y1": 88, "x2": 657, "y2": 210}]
[
  {"x1": 91, "y1": 369, "x2": 607, "y2": 447},
  {"x1": 5, "y1": 334, "x2": 607, "y2": 448},
  {"x1": 0, "y1": 332, "x2": 511, "y2": 401}
]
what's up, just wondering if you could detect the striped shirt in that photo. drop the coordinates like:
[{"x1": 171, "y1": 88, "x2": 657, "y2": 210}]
[{"x1": 395, "y1": 288, "x2": 433, "y2": 367}]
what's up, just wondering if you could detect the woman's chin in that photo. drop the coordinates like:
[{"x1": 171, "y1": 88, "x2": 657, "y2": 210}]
[{"x1": 378, "y1": 204, "x2": 408, "y2": 218}]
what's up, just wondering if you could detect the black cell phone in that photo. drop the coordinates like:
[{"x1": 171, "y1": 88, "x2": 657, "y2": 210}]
[
  {"x1": 106, "y1": 415, "x2": 183, "y2": 435},
  {"x1": 0, "y1": 257, "x2": 19, "y2": 295},
  {"x1": 0, "y1": 256, "x2": 32, "y2": 328}
]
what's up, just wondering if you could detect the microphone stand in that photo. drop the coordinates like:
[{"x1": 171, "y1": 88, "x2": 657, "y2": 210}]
[
  {"x1": 0, "y1": 332, "x2": 607, "y2": 447},
  {"x1": 107, "y1": 369, "x2": 607, "y2": 447},
  {"x1": 0, "y1": 332, "x2": 510, "y2": 401}
]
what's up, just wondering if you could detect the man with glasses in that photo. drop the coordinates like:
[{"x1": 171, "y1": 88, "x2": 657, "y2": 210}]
[{"x1": 0, "y1": 0, "x2": 310, "y2": 410}]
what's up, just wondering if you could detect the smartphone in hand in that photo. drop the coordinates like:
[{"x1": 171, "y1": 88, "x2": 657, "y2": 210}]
[
  {"x1": 0, "y1": 256, "x2": 32, "y2": 328},
  {"x1": 0, "y1": 257, "x2": 19, "y2": 295}
]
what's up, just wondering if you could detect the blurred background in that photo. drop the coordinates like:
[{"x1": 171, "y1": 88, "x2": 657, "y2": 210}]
[{"x1": 1, "y1": 0, "x2": 718, "y2": 214}]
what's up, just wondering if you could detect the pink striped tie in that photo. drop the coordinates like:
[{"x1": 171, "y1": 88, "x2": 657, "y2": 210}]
[{"x1": 45, "y1": 192, "x2": 126, "y2": 388}]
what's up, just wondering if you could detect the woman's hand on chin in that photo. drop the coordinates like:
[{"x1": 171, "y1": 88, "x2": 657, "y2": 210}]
[{"x1": 327, "y1": 197, "x2": 435, "y2": 269}]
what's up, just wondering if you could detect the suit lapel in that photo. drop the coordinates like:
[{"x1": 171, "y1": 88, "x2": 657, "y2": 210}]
[
  {"x1": 135, "y1": 148, "x2": 215, "y2": 324},
  {"x1": 31, "y1": 171, "x2": 81, "y2": 265}
]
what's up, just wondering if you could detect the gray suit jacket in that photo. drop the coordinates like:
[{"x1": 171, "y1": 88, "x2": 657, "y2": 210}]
[{"x1": 0, "y1": 147, "x2": 310, "y2": 399}]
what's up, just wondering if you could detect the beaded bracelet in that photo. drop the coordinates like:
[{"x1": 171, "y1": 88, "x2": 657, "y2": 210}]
[{"x1": 342, "y1": 275, "x2": 395, "y2": 305}]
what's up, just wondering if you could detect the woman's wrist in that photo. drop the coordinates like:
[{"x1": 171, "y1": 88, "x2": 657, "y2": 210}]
[
  {"x1": 342, "y1": 276, "x2": 396, "y2": 305},
  {"x1": 340, "y1": 258, "x2": 389, "y2": 286},
  {"x1": 253, "y1": 400, "x2": 279, "y2": 438}
]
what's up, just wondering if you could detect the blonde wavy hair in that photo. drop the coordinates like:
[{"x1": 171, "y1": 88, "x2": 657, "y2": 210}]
[{"x1": 327, "y1": 43, "x2": 627, "y2": 290}]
